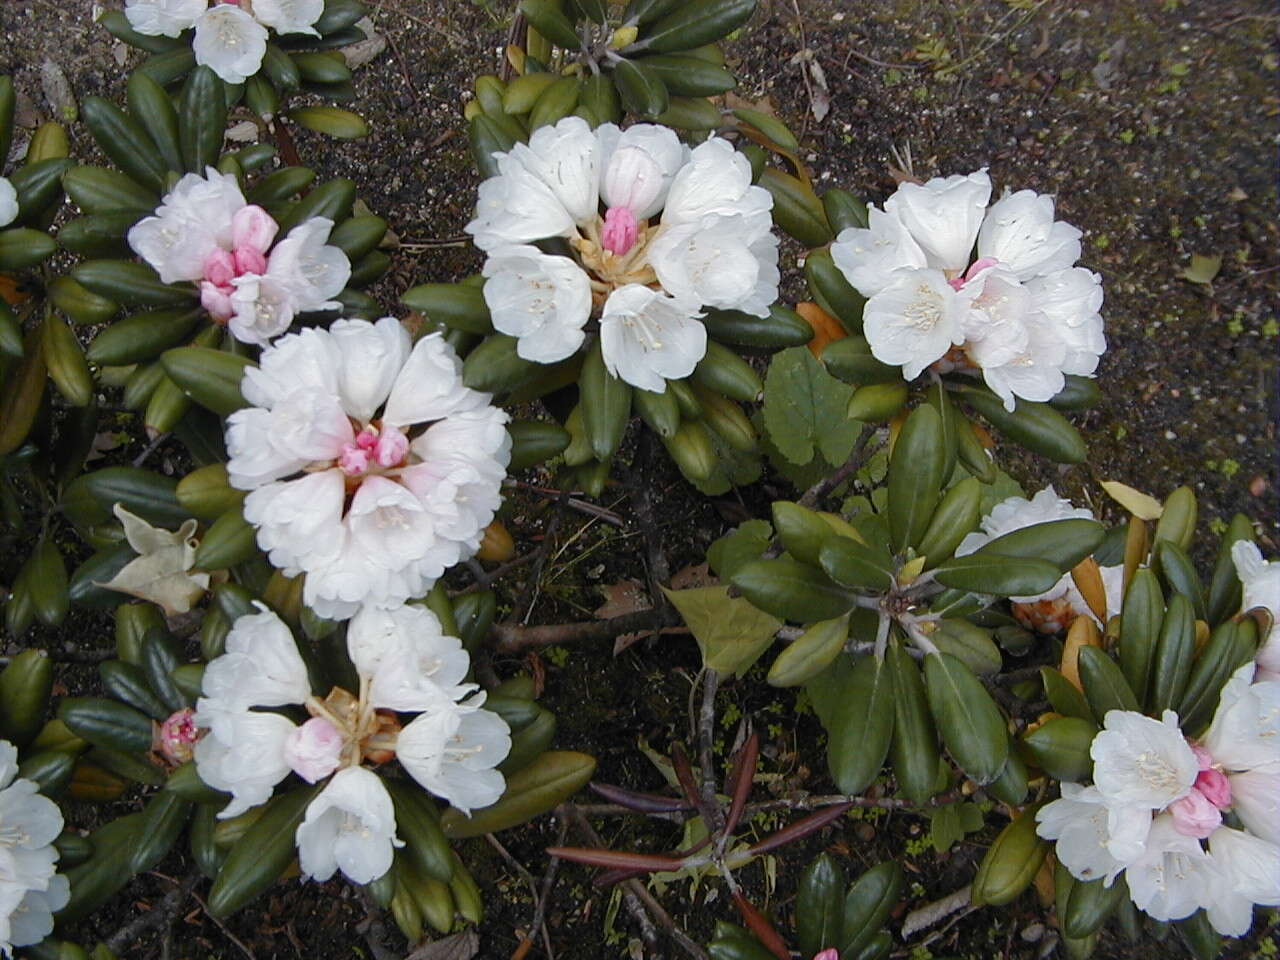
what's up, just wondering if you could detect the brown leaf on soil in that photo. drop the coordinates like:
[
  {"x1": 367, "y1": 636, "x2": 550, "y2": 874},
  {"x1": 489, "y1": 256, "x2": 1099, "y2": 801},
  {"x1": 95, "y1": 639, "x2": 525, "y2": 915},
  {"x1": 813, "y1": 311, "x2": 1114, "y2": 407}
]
[
  {"x1": 405, "y1": 928, "x2": 479, "y2": 960},
  {"x1": 594, "y1": 579, "x2": 651, "y2": 619},
  {"x1": 669, "y1": 563, "x2": 715, "y2": 590}
]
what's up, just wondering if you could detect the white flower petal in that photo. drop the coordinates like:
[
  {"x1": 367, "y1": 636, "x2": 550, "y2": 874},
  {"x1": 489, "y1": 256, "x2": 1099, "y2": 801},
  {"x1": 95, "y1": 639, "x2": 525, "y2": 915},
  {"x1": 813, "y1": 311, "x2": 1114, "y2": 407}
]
[
  {"x1": 192, "y1": 5, "x2": 268, "y2": 85},
  {"x1": 480, "y1": 245, "x2": 592, "y2": 364},
  {"x1": 1124, "y1": 814, "x2": 1216, "y2": 922},
  {"x1": 511, "y1": 116, "x2": 600, "y2": 224},
  {"x1": 830, "y1": 205, "x2": 929, "y2": 298},
  {"x1": 599, "y1": 285, "x2": 707, "y2": 393},
  {"x1": 250, "y1": 0, "x2": 324, "y2": 35},
  {"x1": 885, "y1": 169, "x2": 992, "y2": 273},
  {"x1": 661, "y1": 137, "x2": 770, "y2": 226},
  {"x1": 976, "y1": 188, "x2": 1083, "y2": 280},
  {"x1": 0, "y1": 178, "x2": 20, "y2": 230},
  {"x1": 396, "y1": 700, "x2": 510, "y2": 814},
  {"x1": 1035, "y1": 783, "x2": 1132, "y2": 884},
  {"x1": 862, "y1": 267, "x2": 971, "y2": 380},
  {"x1": 200, "y1": 602, "x2": 312, "y2": 710},
  {"x1": 326, "y1": 316, "x2": 411, "y2": 423},
  {"x1": 384, "y1": 332, "x2": 494, "y2": 427},
  {"x1": 465, "y1": 153, "x2": 578, "y2": 251},
  {"x1": 1202, "y1": 665, "x2": 1280, "y2": 770},
  {"x1": 124, "y1": 0, "x2": 207, "y2": 37},
  {"x1": 296, "y1": 767, "x2": 401, "y2": 884},
  {"x1": 1091, "y1": 709, "x2": 1198, "y2": 809},
  {"x1": 598, "y1": 122, "x2": 686, "y2": 220},
  {"x1": 263, "y1": 217, "x2": 350, "y2": 313},
  {"x1": 648, "y1": 213, "x2": 775, "y2": 316},
  {"x1": 1229, "y1": 763, "x2": 1280, "y2": 844},
  {"x1": 193, "y1": 708, "x2": 296, "y2": 819}
]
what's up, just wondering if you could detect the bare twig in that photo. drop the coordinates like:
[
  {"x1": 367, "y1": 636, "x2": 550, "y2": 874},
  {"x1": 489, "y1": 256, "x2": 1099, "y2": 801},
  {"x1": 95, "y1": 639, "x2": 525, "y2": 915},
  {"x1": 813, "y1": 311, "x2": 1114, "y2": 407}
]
[
  {"x1": 105, "y1": 869, "x2": 203, "y2": 954},
  {"x1": 797, "y1": 424, "x2": 875, "y2": 508},
  {"x1": 514, "y1": 492, "x2": 571, "y2": 625},
  {"x1": 132, "y1": 431, "x2": 170, "y2": 467},
  {"x1": 696, "y1": 668, "x2": 723, "y2": 831},
  {"x1": 901, "y1": 885, "x2": 974, "y2": 939},
  {"x1": 513, "y1": 817, "x2": 569, "y2": 960},
  {"x1": 188, "y1": 887, "x2": 258, "y2": 960},
  {"x1": 562, "y1": 804, "x2": 709, "y2": 960},
  {"x1": 492, "y1": 606, "x2": 682, "y2": 653}
]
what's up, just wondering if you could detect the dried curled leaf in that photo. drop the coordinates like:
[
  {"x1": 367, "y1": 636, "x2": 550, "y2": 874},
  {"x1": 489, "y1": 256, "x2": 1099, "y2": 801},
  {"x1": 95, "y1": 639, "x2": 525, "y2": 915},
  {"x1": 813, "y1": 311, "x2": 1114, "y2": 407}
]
[{"x1": 98, "y1": 504, "x2": 210, "y2": 614}]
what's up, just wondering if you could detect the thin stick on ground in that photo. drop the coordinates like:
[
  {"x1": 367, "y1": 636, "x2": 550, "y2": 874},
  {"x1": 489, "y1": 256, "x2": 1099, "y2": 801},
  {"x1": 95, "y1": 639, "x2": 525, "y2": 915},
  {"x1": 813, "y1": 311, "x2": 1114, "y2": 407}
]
[
  {"x1": 512, "y1": 817, "x2": 570, "y2": 960},
  {"x1": 104, "y1": 869, "x2": 203, "y2": 954},
  {"x1": 487, "y1": 830, "x2": 556, "y2": 959},
  {"x1": 696, "y1": 668, "x2": 723, "y2": 832},
  {"x1": 561, "y1": 804, "x2": 709, "y2": 960}
]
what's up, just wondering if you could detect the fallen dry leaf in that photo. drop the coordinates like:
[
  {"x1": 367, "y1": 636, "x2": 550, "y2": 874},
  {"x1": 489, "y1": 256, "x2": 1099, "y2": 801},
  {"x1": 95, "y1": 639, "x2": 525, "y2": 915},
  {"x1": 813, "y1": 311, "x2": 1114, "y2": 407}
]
[
  {"x1": 594, "y1": 579, "x2": 651, "y2": 619},
  {"x1": 98, "y1": 505, "x2": 210, "y2": 615}
]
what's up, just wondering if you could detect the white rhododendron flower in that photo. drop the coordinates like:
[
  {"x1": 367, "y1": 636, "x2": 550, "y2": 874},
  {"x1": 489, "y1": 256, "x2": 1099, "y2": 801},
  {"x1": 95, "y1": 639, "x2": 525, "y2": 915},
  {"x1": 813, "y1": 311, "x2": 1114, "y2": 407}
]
[
  {"x1": 0, "y1": 178, "x2": 18, "y2": 229},
  {"x1": 127, "y1": 168, "x2": 349, "y2": 346},
  {"x1": 226, "y1": 318, "x2": 510, "y2": 619},
  {"x1": 295, "y1": 767, "x2": 402, "y2": 885},
  {"x1": 956, "y1": 487, "x2": 1122, "y2": 633},
  {"x1": 467, "y1": 117, "x2": 778, "y2": 392},
  {"x1": 1232, "y1": 541, "x2": 1280, "y2": 683},
  {"x1": 830, "y1": 169, "x2": 1105, "y2": 410},
  {"x1": 1037, "y1": 663, "x2": 1280, "y2": 936},
  {"x1": 193, "y1": 606, "x2": 510, "y2": 885},
  {"x1": 0, "y1": 741, "x2": 68, "y2": 957},
  {"x1": 124, "y1": 0, "x2": 323, "y2": 85}
]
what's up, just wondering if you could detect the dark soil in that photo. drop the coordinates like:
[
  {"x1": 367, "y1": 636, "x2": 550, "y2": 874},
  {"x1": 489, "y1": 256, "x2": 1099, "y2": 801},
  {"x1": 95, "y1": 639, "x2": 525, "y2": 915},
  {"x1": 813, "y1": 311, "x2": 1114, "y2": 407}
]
[{"x1": 1, "y1": 1, "x2": 1277, "y2": 959}]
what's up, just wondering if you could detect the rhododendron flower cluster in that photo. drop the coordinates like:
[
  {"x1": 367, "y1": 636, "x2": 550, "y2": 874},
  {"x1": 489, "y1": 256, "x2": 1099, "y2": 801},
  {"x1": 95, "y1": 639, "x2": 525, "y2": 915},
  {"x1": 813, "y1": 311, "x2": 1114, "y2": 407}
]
[
  {"x1": 955, "y1": 487, "x2": 1122, "y2": 634},
  {"x1": 226, "y1": 317, "x2": 510, "y2": 620},
  {"x1": 127, "y1": 168, "x2": 349, "y2": 346},
  {"x1": 124, "y1": 0, "x2": 324, "y2": 85},
  {"x1": 0, "y1": 178, "x2": 16, "y2": 229},
  {"x1": 468, "y1": 117, "x2": 779, "y2": 392},
  {"x1": 0, "y1": 742, "x2": 67, "y2": 957},
  {"x1": 1232, "y1": 541, "x2": 1280, "y2": 683},
  {"x1": 1036, "y1": 663, "x2": 1280, "y2": 935},
  {"x1": 830, "y1": 169, "x2": 1105, "y2": 410},
  {"x1": 194, "y1": 604, "x2": 511, "y2": 884}
]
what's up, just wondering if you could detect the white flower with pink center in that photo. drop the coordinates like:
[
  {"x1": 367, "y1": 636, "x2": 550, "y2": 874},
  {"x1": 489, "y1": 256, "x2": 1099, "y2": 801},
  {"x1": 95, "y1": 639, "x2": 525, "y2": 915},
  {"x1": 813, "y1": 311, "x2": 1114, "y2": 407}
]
[
  {"x1": 124, "y1": 0, "x2": 324, "y2": 85},
  {"x1": 1036, "y1": 663, "x2": 1280, "y2": 937},
  {"x1": 468, "y1": 118, "x2": 778, "y2": 393},
  {"x1": 955, "y1": 487, "x2": 1123, "y2": 633},
  {"x1": 193, "y1": 605, "x2": 510, "y2": 885},
  {"x1": 830, "y1": 170, "x2": 1105, "y2": 410},
  {"x1": 225, "y1": 317, "x2": 510, "y2": 620},
  {"x1": 127, "y1": 168, "x2": 350, "y2": 346}
]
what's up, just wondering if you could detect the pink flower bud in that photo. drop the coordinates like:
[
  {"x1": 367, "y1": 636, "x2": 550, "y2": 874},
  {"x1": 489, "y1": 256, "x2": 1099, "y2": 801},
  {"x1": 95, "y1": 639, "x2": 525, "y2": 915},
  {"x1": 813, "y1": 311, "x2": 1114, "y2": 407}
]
[
  {"x1": 283, "y1": 717, "x2": 345, "y2": 783},
  {"x1": 158, "y1": 708, "x2": 201, "y2": 765},
  {"x1": 233, "y1": 245, "x2": 268, "y2": 277},
  {"x1": 1194, "y1": 767, "x2": 1232, "y2": 809},
  {"x1": 339, "y1": 445, "x2": 370, "y2": 476},
  {"x1": 1169, "y1": 787, "x2": 1222, "y2": 839},
  {"x1": 203, "y1": 248, "x2": 236, "y2": 288},
  {"x1": 373, "y1": 425, "x2": 409, "y2": 468},
  {"x1": 231, "y1": 203, "x2": 278, "y2": 254},
  {"x1": 355, "y1": 428, "x2": 378, "y2": 451},
  {"x1": 199, "y1": 279, "x2": 235, "y2": 320},
  {"x1": 601, "y1": 206, "x2": 640, "y2": 256},
  {"x1": 814, "y1": 951, "x2": 840, "y2": 960}
]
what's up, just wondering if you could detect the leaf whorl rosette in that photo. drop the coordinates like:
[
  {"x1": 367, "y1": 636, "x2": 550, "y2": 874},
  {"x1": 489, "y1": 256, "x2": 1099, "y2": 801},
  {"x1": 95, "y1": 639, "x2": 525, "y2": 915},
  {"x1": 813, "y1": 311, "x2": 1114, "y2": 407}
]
[{"x1": 225, "y1": 318, "x2": 510, "y2": 620}]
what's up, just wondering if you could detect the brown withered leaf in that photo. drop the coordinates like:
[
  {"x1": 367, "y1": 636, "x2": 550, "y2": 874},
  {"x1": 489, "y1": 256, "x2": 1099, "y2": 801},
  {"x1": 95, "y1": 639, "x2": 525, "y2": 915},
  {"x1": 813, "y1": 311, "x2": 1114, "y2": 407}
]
[{"x1": 594, "y1": 579, "x2": 651, "y2": 619}]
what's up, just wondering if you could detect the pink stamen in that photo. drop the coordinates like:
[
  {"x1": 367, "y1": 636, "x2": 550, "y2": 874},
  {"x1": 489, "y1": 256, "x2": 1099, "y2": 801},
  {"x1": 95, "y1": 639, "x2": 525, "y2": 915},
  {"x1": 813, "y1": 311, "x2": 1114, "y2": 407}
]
[{"x1": 601, "y1": 206, "x2": 639, "y2": 256}]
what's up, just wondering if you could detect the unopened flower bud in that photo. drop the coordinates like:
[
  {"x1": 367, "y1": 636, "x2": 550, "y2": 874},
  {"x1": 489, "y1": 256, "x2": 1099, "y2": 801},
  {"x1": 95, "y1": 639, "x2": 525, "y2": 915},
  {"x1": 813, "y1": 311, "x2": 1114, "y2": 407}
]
[
  {"x1": 158, "y1": 708, "x2": 201, "y2": 765},
  {"x1": 601, "y1": 206, "x2": 639, "y2": 256},
  {"x1": 284, "y1": 717, "x2": 345, "y2": 783}
]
